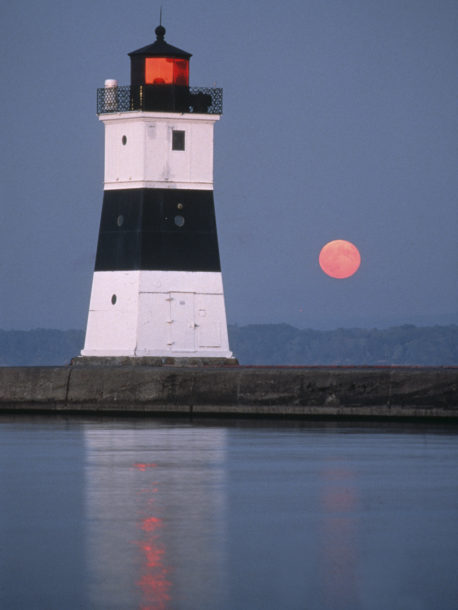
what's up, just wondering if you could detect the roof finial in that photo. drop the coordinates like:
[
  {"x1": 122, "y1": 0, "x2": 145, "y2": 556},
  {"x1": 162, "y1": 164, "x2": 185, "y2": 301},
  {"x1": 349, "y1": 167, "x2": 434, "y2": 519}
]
[{"x1": 155, "y1": 7, "x2": 166, "y2": 40}]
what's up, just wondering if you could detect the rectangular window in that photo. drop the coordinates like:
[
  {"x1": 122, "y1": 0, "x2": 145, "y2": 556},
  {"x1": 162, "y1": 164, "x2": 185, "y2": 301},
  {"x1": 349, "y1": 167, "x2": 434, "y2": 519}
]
[{"x1": 172, "y1": 130, "x2": 185, "y2": 151}]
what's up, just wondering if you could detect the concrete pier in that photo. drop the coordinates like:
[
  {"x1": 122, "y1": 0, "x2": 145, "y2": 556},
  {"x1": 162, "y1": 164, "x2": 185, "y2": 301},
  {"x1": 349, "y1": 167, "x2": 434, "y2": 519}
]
[{"x1": 0, "y1": 363, "x2": 457, "y2": 419}]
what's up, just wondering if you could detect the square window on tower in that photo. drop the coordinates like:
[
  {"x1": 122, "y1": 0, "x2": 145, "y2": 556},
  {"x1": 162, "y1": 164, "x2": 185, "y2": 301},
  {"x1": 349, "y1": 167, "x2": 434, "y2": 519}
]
[{"x1": 172, "y1": 130, "x2": 185, "y2": 151}]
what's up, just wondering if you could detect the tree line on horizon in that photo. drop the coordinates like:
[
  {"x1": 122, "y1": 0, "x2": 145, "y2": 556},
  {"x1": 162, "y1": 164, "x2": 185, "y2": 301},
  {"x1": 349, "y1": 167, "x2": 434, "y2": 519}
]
[{"x1": 0, "y1": 324, "x2": 457, "y2": 366}]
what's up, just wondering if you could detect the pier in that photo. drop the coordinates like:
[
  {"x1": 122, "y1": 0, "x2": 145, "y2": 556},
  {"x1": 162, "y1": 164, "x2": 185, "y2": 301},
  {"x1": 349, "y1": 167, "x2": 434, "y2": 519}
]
[{"x1": 0, "y1": 363, "x2": 456, "y2": 419}]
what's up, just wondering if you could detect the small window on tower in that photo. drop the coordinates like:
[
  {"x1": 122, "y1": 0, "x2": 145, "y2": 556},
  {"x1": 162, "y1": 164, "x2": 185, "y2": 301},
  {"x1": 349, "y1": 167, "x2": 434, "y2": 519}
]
[{"x1": 172, "y1": 130, "x2": 185, "y2": 151}]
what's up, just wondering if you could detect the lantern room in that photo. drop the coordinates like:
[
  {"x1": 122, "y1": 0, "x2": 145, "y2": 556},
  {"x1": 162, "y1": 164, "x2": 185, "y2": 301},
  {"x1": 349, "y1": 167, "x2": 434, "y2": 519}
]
[
  {"x1": 144, "y1": 57, "x2": 189, "y2": 86},
  {"x1": 129, "y1": 25, "x2": 192, "y2": 88}
]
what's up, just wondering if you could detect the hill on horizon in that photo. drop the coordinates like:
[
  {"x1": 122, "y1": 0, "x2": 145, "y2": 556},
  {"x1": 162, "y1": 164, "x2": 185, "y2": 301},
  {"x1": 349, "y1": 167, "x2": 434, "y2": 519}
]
[{"x1": 0, "y1": 324, "x2": 457, "y2": 366}]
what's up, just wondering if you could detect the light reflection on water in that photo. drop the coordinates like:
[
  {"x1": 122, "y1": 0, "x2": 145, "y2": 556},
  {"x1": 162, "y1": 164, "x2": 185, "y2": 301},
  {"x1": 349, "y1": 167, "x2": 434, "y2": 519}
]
[
  {"x1": 84, "y1": 424, "x2": 227, "y2": 610},
  {"x1": 320, "y1": 466, "x2": 359, "y2": 609},
  {"x1": 0, "y1": 417, "x2": 457, "y2": 610},
  {"x1": 133, "y1": 462, "x2": 170, "y2": 610}
]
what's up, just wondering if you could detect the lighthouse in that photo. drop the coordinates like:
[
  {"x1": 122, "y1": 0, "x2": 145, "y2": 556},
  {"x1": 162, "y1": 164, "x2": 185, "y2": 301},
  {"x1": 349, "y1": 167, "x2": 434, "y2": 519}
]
[{"x1": 81, "y1": 25, "x2": 233, "y2": 359}]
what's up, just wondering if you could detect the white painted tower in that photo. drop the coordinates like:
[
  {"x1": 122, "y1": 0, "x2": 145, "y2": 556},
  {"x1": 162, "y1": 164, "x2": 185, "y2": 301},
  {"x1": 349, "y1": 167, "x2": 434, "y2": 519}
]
[{"x1": 81, "y1": 25, "x2": 232, "y2": 358}]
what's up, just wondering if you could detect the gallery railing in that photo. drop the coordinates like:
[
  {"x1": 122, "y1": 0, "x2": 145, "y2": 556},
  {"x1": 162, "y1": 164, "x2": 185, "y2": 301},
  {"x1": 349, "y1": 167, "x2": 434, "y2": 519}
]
[{"x1": 97, "y1": 85, "x2": 223, "y2": 115}]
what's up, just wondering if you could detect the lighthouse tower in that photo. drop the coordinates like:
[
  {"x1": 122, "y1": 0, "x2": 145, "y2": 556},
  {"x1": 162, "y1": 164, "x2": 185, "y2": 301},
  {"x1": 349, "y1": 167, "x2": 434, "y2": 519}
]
[{"x1": 81, "y1": 25, "x2": 232, "y2": 359}]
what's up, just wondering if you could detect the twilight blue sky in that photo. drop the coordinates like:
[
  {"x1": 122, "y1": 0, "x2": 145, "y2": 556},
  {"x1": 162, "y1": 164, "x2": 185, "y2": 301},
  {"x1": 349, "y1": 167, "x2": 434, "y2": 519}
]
[{"x1": 0, "y1": 0, "x2": 456, "y2": 330}]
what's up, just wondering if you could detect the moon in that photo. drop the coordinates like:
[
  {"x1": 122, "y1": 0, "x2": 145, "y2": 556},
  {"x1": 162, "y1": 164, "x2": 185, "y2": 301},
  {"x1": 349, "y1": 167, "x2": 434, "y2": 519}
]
[{"x1": 319, "y1": 240, "x2": 361, "y2": 279}]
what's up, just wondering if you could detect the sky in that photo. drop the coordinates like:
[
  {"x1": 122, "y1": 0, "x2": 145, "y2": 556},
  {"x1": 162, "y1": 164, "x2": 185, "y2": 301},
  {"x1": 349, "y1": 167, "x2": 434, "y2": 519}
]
[{"x1": 0, "y1": 0, "x2": 456, "y2": 331}]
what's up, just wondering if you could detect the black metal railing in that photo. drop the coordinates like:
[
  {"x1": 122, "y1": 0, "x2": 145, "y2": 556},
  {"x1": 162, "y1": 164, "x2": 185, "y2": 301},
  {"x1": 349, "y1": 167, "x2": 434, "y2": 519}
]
[{"x1": 97, "y1": 85, "x2": 223, "y2": 115}]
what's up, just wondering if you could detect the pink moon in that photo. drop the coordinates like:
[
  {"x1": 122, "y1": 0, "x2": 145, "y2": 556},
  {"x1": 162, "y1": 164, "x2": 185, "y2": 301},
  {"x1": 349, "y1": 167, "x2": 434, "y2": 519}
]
[{"x1": 319, "y1": 240, "x2": 361, "y2": 279}]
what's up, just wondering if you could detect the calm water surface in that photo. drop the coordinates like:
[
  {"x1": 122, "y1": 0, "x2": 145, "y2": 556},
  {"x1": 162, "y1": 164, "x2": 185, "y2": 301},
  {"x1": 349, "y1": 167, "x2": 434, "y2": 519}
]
[{"x1": 0, "y1": 416, "x2": 457, "y2": 610}]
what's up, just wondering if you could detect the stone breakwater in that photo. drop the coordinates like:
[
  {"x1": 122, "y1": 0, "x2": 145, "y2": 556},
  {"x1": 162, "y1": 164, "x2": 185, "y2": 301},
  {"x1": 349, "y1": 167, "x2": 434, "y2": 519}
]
[{"x1": 0, "y1": 362, "x2": 457, "y2": 419}]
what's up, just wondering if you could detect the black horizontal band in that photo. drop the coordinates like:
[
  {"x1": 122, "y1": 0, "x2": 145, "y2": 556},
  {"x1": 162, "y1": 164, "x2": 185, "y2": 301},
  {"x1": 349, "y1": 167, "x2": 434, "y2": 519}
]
[{"x1": 95, "y1": 188, "x2": 221, "y2": 272}]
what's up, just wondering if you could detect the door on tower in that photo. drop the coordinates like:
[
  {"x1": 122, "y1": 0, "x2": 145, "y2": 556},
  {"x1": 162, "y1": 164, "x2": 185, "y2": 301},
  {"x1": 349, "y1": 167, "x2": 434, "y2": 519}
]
[
  {"x1": 170, "y1": 292, "x2": 196, "y2": 352},
  {"x1": 137, "y1": 292, "x2": 170, "y2": 354}
]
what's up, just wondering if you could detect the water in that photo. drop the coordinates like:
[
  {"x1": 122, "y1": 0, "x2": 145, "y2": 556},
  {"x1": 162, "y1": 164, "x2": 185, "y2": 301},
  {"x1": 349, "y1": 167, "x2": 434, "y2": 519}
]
[{"x1": 0, "y1": 416, "x2": 457, "y2": 610}]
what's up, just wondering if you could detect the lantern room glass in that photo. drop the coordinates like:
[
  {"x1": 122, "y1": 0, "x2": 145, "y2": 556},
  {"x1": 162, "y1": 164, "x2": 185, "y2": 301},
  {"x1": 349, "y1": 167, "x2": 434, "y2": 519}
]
[{"x1": 145, "y1": 58, "x2": 189, "y2": 86}]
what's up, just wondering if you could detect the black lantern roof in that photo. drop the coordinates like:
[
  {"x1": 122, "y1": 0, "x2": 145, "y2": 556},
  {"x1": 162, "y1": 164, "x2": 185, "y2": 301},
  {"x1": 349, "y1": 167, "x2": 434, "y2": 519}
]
[{"x1": 128, "y1": 25, "x2": 192, "y2": 59}]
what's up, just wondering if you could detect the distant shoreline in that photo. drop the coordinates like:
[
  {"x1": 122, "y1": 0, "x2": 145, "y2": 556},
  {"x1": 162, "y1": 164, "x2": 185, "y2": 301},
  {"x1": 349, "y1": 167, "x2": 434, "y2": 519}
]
[{"x1": 1, "y1": 324, "x2": 458, "y2": 367}]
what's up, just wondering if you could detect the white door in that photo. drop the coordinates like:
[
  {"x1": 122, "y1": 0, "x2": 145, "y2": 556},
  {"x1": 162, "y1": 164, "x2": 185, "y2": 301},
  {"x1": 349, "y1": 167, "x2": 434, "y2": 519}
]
[
  {"x1": 170, "y1": 292, "x2": 196, "y2": 352},
  {"x1": 195, "y1": 294, "x2": 222, "y2": 348},
  {"x1": 137, "y1": 293, "x2": 171, "y2": 353}
]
